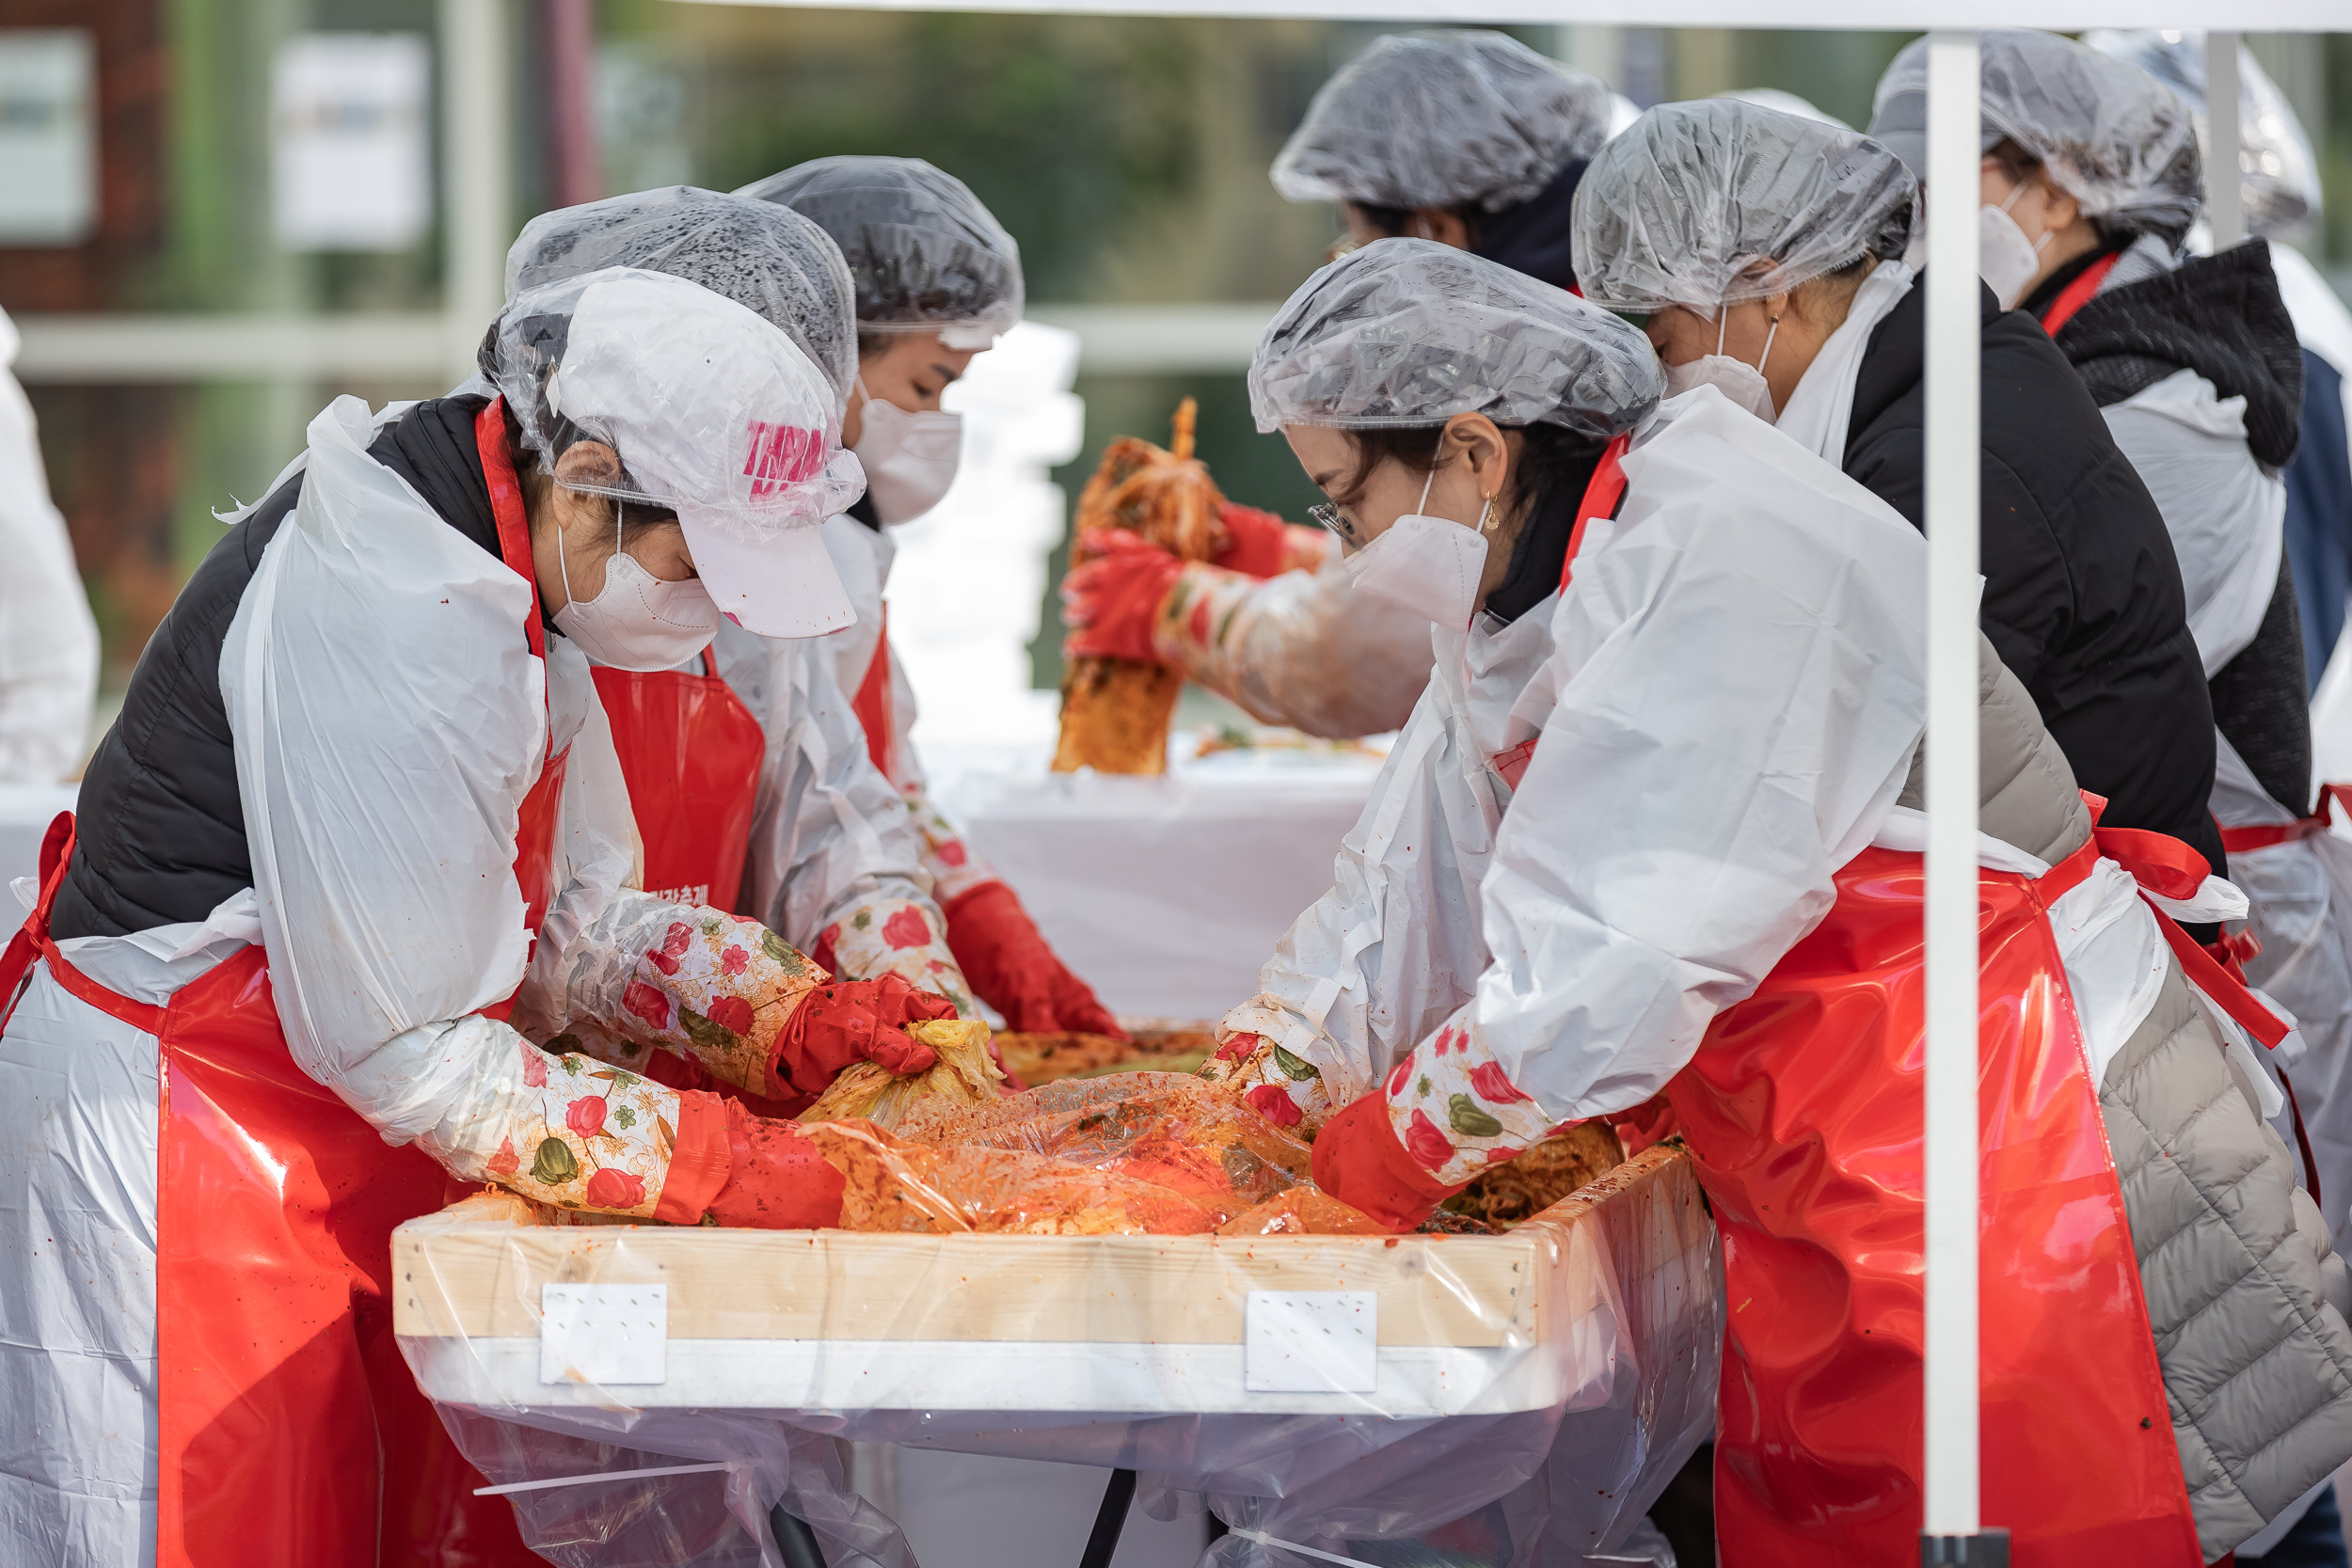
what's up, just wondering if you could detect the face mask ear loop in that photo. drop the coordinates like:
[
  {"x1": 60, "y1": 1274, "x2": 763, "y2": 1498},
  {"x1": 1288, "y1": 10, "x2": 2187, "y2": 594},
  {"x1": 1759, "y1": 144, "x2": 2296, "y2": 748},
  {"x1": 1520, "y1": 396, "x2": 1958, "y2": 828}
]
[
  {"x1": 1716, "y1": 310, "x2": 1729, "y2": 356},
  {"x1": 555, "y1": 495, "x2": 579, "y2": 610},
  {"x1": 1756, "y1": 313, "x2": 1782, "y2": 376},
  {"x1": 1998, "y1": 176, "x2": 2055, "y2": 257}
]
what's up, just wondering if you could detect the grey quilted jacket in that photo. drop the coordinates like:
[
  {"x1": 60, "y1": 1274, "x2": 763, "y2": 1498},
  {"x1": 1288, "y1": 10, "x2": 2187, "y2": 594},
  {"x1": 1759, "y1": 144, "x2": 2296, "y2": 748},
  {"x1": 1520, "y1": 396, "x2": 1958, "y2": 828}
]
[{"x1": 1907, "y1": 639, "x2": 2352, "y2": 1560}]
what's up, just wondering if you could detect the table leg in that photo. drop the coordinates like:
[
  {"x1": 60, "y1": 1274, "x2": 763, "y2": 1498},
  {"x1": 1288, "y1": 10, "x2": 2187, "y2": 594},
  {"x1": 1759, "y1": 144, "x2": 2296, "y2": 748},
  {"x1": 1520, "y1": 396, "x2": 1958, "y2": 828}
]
[
  {"x1": 770, "y1": 1500, "x2": 829, "y2": 1568},
  {"x1": 1077, "y1": 1467, "x2": 1137, "y2": 1568}
]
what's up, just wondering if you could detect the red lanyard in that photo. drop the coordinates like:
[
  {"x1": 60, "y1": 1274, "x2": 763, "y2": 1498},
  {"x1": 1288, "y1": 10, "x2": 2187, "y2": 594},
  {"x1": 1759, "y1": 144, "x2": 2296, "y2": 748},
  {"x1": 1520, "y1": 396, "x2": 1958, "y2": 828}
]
[{"x1": 2037, "y1": 251, "x2": 2121, "y2": 338}]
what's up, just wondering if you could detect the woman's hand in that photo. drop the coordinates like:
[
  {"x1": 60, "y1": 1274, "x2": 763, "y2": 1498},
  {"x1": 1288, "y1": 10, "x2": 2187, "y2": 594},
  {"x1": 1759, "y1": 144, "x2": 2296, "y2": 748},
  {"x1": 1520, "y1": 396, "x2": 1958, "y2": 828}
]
[{"x1": 613, "y1": 911, "x2": 953, "y2": 1100}]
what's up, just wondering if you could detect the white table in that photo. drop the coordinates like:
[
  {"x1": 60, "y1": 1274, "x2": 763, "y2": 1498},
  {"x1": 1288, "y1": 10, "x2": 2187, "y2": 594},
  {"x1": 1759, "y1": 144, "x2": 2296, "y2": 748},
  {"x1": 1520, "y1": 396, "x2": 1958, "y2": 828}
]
[{"x1": 924, "y1": 734, "x2": 1388, "y2": 1022}]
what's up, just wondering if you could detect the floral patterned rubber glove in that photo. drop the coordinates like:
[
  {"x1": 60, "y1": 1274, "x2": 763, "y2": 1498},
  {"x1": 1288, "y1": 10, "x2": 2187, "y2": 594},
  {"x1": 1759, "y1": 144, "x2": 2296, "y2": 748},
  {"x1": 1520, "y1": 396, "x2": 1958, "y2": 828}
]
[
  {"x1": 1198, "y1": 1030, "x2": 1336, "y2": 1132},
  {"x1": 612, "y1": 911, "x2": 948, "y2": 1101},
  {"x1": 702, "y1": 1098, "x2": 846, "y2": 1229},
  {"x1": 1061, "y1": 529, "x2": 1186, "y2": 664},
  {"x1": 1311, "y1": 1090, "x2": 1466, "y2": 1233},
  {"x1": 773, "y1": 974, "x2": 954, "y2": 1099}
]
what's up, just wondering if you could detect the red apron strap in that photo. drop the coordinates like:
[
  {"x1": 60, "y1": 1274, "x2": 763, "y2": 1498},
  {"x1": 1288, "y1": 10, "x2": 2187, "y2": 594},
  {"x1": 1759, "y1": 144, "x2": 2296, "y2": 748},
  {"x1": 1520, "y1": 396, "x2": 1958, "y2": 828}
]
[
  {"x1": 2091, "y1": 823, "x2": 2212, "y2": 902},
  {"x1": 2090, "y1": 818, "x2": 2290, "y2": 1048},
  {"x1": 2, "y1": 812, "x2": 168, "y2": 1037},
  {"x1": 473, "y1": 396, "x2": 546, "y2": 662},
  {"x1": 2038, "y1": 251, "x2": 2122, "y2": 338},
  {"x1": 1558, "y1": 433, "x2": 1632, "y2": 593},
  {"x1": 1, "y1": 811, "x2": 79, "y2": 1028},
  {"x1": 2281, "y1": 1069, "x2": 2325, "y2": 1208},
  {"x1": 2217, "y1": 784, "x2": 2352, "y2": 856}
]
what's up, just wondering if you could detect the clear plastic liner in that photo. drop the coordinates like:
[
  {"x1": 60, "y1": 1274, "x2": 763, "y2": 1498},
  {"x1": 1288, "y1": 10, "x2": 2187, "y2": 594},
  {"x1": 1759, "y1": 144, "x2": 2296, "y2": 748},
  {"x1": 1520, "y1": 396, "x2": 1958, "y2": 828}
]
[
  {"x1": 810, "y1": 1074, "x2": 1366, "y2": 1235},
  {"x1": 396, "y1": 1145, "x2": 1718, "y2": 1567}
]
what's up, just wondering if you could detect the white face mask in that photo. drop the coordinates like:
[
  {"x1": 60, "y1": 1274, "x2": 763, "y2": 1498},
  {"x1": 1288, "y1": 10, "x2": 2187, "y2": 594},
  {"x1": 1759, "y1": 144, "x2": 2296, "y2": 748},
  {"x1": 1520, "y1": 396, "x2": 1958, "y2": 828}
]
[
  {"x1": 1978, "y1": 180, "x2": 2054, "y2": 310},
  {"x1": 1342, "y1": 462, "x2": 1491, "y2": 628},
  {"x1": 851, "y1": 377, "x2": 963, "y2": 526},
  {"x1": 552, "y1": 503, "x2": 723, "y2": 672},
  {"x1": 1661, "y1": 308, "x2": 1779, "y2": 421}
]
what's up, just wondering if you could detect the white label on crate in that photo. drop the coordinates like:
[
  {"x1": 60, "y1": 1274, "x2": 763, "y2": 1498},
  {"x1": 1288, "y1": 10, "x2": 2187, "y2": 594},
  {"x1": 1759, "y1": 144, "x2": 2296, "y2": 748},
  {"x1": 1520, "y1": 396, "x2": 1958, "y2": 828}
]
[
  {"x1": 540, "y1": 1284, "x2": 668, "y2": 1386},
  {"x1": 1244, "y1": 1291, "x2": 1377, "y2": 1393}
]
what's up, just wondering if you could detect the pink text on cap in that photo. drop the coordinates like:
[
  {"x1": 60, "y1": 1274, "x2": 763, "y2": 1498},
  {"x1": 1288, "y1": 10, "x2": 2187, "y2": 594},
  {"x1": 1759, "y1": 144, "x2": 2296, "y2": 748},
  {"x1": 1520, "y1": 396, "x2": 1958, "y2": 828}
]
[{"x1": 743, "y1": 420, "x2": 826, "y2": 498}]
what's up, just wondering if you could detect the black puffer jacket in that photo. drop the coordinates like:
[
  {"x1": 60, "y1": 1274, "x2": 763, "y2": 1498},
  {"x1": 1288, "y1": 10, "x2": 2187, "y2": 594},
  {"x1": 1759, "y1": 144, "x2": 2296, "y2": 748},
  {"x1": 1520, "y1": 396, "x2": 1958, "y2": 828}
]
[
  {"x1": 1843, "y1": 273, "x2": 2225, "y2": 875},
  {"x1": 53, "y1": 396, "x2": 515, "y2": 940},
  {"x1": 2027, "y1": 241, "x2": 2311, "y2": 817}
]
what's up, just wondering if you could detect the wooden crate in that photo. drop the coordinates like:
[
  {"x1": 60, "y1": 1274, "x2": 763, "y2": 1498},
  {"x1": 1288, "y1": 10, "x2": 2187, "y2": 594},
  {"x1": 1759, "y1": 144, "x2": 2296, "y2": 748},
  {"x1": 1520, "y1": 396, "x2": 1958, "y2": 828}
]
[{"x1": 395, "y1": 1144, "x2": 1708, "y2": 1419}]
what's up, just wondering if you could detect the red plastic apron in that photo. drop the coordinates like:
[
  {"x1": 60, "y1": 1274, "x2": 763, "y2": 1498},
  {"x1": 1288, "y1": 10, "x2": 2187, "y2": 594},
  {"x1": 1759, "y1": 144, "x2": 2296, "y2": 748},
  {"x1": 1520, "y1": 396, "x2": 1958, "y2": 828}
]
[
  {"x1": 592, "y1": 648, "x2": 766, "y2": 912},
  {"x1": 0, "y1": 396, "x2": 562, "y2": 1567},
  {"x1": 1511, "y1": 439, "x2": 2201, "y2": 1561},
  {"x1": 1670, "y1": 840, "x2": 2203, "y2": 1565}
]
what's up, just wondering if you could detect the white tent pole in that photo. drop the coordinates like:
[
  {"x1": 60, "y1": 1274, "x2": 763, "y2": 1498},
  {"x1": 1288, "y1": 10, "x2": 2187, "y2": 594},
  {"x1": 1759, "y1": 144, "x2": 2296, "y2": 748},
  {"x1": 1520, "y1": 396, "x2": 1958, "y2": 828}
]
[
  {"x1": 1922, "y1": 26, "x2": 1987, "y2": 1560},
  {"x1": 440, "y1": 0, "x2": 514, "y2": 386},
  {"x1": 2204, "y1": 30, "x2": 2244, "y2": 248}
]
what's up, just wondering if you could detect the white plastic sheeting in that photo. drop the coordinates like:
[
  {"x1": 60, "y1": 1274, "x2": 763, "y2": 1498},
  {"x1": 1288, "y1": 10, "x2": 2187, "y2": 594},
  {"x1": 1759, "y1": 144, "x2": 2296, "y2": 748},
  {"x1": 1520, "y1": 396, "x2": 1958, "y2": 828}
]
[
  {"x1": 2215, "y1": 736, "x2": 2352, "y2": 1244},
  {"x1": 1223, "y1": 389, "x2": 1928, "y2": 1123},
  {"x1": 397, "y1": 1144, "x2": 1721, "y2": 1567}
]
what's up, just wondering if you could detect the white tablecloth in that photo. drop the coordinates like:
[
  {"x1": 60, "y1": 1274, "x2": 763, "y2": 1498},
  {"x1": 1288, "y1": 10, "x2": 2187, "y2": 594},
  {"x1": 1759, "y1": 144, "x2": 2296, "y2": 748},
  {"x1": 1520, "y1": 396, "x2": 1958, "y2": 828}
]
[{"x1": 924, "y1": 735, "x2": 1385, "y2": 1022}]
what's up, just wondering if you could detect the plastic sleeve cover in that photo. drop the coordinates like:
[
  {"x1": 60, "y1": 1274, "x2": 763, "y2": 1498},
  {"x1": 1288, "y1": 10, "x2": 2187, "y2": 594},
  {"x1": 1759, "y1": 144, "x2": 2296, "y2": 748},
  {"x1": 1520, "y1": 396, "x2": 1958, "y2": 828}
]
[
  {"x1": 1153, "y1": 556, "x2": 1433, "y2": 740},
  {"x1": 1230, "y1": 391, "x2": 1928, "y2": 1178},
  {"x1": 734, "y1": 631, "x2": 972, "y2": 1014},
  {"x1": 221, "y1": 397, "x2": 688, "y2": 1216}
]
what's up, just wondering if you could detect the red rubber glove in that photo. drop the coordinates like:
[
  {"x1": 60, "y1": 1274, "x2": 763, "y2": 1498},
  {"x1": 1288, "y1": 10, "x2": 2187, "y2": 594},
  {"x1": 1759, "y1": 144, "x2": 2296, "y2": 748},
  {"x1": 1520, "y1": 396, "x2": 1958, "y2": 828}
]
[
  {"x1": 704, "y1": 1098, "x2": 846, "y2": 1229},
  {"x1": 1212, "y1": 502, "x2": 1291, "y2": 578},
  {"x1": 771, "y1": 974, "x2": 955, "y2": 1099},
  {"x1": 1310, "y1": 1090, "x2": 1467, "y2": 1233},
  {"x1": 1061, "y1": 529, "x2": 1185, "y2": 663},
  {"x1": 944, "y1": 880, "x2": 1127, "y2": 1038},
  {"x1": 1211, "y1": 502, "x2": 1327, "y2": 578}
]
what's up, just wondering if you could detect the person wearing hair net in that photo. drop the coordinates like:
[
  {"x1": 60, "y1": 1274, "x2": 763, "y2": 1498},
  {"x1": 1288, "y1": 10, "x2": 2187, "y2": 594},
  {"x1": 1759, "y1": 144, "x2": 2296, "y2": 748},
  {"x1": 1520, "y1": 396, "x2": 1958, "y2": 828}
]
[
  {"x1": 1202, "y1": 238, "x2": 2352, "y2": 1564},
  {"x1": 501, "y1": 187, "x2": 977, "y2": 1105},
  {"x1": 1062, "y1": 30, "x2": 1614, "y2": 741},
  {"x1": 2082, "y1": 31, "x2": 2352, "y2": 699},
  {"x1": 1576, "y1": 98, "x2": 2227, "y2": 883},
  {"x1": 1888, "y1": 36, "x2": 2352, "y2": 1563},
  {"x1": 0, "y1": 269, "x2": 961, "y2": 1565},
  {"x1": 740, "y1": 156, "x2": 1122, "y2": 1038}
]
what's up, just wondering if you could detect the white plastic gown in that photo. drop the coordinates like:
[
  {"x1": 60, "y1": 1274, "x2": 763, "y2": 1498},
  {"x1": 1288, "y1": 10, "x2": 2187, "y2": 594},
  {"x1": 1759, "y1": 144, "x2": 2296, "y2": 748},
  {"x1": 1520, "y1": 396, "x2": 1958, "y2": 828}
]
[
  {"x1": 2213, "y1": 735, "x2": 2352, "y2": 1247},
  {"x1": 0, "y1": 307, "x2": 98, "y2": 782},
  {"x1": 0, "y1": 395, "x2": 830, "y2": 1562},
  {"x1": 1152, "y1": 534, "x2": 1433, "y2": 738},
  {"x1": 1221, "y1": 390, "x2": 1929, "y2": 1170},
  {"x1": 221, "y1": 395, "x2": 760, "y2": 1202},
  {"x1": 819, "y1": 514, "x2": 1000, "y2": 908},
  {"x1": 711, "y1": 616, "x2": 971, "y2": 1006}
]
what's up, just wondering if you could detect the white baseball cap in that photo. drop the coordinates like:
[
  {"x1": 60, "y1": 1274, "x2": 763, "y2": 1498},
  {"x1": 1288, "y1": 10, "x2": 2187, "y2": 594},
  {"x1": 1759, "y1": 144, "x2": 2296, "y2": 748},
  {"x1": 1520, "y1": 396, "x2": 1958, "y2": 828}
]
[{"x1": 491, "y1": 266, "x2": 862, "y2": 638}]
